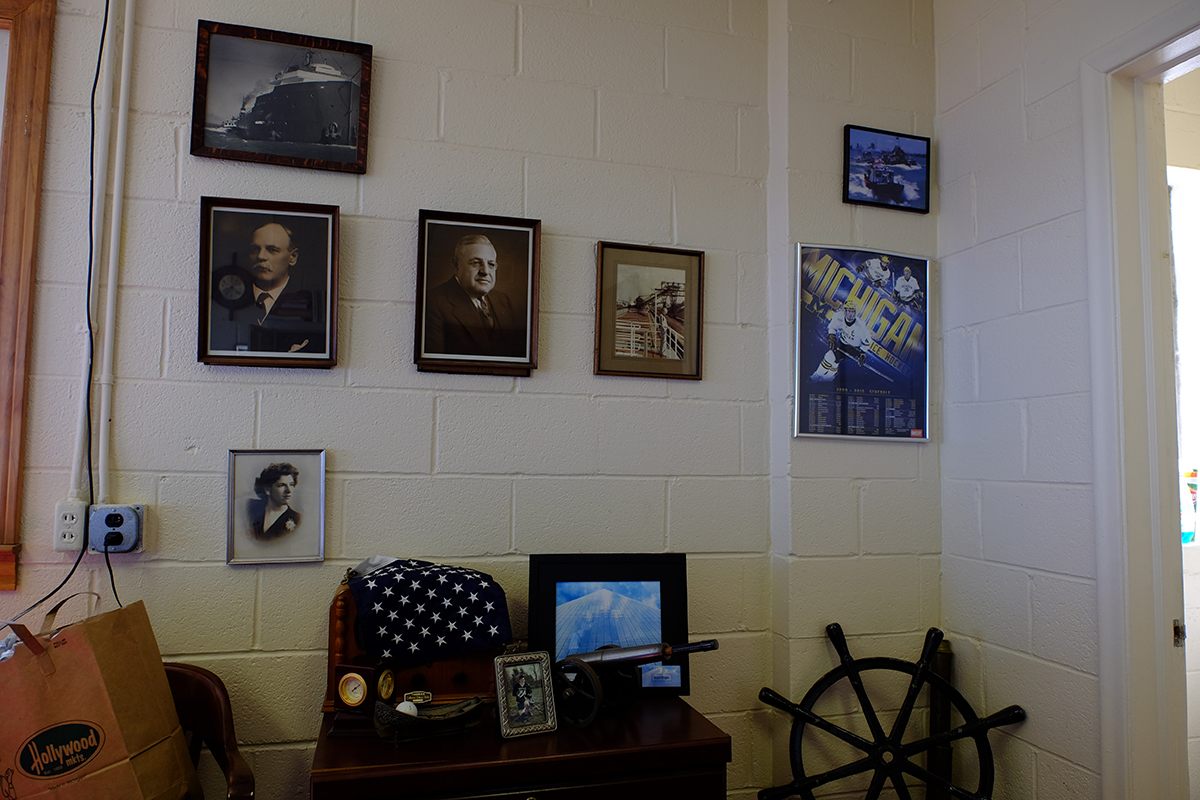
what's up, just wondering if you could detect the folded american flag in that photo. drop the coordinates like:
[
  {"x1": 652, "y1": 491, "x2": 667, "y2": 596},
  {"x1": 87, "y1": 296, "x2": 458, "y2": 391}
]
[{"x1": 349, "y1": 559, "x2": 512, "y2": 666}]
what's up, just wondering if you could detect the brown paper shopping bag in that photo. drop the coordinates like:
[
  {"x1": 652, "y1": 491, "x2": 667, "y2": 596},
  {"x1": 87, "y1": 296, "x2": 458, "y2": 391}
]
[{"x1": 0, "y1": 598, "x2": 194, "y2": 799}]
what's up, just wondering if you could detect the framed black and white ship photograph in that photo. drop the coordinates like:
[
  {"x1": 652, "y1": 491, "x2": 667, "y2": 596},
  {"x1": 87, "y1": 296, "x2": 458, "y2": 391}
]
[{"x1": 191, "y1": 20, "x2": 372, "y2": 173}]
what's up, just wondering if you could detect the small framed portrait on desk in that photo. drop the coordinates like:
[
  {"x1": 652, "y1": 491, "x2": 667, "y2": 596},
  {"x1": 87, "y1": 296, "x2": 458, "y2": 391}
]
[{"x1": 494, "y1": 651, "x2": 557, "y2": 738}]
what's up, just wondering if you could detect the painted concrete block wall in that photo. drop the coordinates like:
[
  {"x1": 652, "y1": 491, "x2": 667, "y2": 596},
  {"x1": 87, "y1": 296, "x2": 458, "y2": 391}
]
[
  {"x1": 1168, "y1": 69, "x2": 1200, "y2": 170},
  {"x1": 0, "y1": 1, "x2": 771, "y2": 798},
  {"x1": 933, "y1": 1, "x2": 1195, "y2": 797},
  {"x1": 767, "y1": 0, "x2": 941, "y2": 788}
]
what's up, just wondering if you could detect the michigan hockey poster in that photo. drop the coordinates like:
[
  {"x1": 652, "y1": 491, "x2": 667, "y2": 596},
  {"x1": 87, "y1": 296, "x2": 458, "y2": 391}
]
[{"x1": 794, "y1": 245, "x2": 928, "y2": 440}]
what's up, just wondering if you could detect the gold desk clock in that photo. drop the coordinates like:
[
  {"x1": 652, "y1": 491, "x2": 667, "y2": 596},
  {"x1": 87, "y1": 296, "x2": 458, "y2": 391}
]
[{"x1": 334, "y1": 664, "x2": 395, "y2": 714}]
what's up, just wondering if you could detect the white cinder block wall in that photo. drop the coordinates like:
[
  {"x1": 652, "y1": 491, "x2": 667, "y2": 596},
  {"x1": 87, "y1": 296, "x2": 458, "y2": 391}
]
[
  {"x1": 5, "y1": 2, "x2": 775, "y2": 798},
  {"x1": 27, "y1": 0, "x2": 1173, "y2": 797},
  {"x1": 933, "y1": 1, "x2": 1200, "y2": 797},
  {"x1": 764, "y1": 1, "x2": 941, "y2": 790}
]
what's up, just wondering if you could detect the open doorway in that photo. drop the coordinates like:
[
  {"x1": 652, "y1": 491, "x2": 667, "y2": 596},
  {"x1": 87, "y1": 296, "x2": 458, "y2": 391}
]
[{"x1": 1165, "y1": 69, "x2": 1200, "y2": 793}]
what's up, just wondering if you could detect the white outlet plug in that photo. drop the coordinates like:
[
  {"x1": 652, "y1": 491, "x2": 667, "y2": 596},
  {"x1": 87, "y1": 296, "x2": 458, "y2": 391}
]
[{"x1": 53, "y1": 499, "x2": 88, "y2": 552}]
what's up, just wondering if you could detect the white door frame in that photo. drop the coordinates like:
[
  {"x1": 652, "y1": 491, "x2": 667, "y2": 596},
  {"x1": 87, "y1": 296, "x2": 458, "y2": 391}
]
[{"x1": 1083, "y1": 7, "x2": 1200, "y2": 798}]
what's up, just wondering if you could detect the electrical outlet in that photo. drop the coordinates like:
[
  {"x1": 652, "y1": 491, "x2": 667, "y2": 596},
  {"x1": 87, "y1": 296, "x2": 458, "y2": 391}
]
[
  {"x1": 87, "y1": 504, "x2": 144, "y2": 554},
  {"x1": 53, "y1": 499, "x2": 88, "y2": 552}
]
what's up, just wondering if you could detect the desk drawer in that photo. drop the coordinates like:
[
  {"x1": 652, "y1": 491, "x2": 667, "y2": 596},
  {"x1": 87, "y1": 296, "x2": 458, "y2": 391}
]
[{"x1": 438, "y1": 768, "x2": 726, "y2": 800}]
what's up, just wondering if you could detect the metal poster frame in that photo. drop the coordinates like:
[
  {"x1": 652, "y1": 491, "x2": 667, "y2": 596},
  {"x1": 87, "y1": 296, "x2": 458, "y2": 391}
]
[{"x1": 793, "y1": 243, "x2": 930, "y2": 441}]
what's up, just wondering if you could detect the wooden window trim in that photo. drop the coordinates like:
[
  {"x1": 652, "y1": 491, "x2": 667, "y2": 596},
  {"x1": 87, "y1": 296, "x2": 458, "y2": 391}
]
[{"x1": 0, "y1": 0, "x2": 55, "y2": 590}]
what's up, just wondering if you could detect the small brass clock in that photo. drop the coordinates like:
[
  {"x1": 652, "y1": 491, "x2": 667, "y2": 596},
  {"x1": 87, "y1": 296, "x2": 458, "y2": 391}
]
[
  {"x1": 336, "y1": 671, "x2": 367, "y2": 710},
  {"x1": 334, "y1": 663, "x2": 393, "y2": 714}
]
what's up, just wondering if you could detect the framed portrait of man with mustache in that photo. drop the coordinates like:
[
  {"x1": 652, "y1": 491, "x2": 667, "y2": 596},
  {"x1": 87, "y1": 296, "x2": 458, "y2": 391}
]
[
  {"x1": 415, "y1": 209, "x2": 541, "y2": 377},
  {"x1": 199, "y1": 196, "x2": 339, "y2": 368}
]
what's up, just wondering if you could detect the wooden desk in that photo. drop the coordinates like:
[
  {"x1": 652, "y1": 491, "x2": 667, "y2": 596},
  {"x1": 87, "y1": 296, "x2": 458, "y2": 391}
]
[{"x1": 309, "y1": 696, "x2": 731, "y2": 799}]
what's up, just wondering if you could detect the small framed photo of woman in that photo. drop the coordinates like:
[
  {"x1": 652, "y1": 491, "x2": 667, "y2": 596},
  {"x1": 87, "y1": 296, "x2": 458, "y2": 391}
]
[
  {"x1": 226, "y1": 449, "x2": 325, "y2": 564},
  {"x1": 493, "y1": 651, "x2": 557, "y2": 738}
]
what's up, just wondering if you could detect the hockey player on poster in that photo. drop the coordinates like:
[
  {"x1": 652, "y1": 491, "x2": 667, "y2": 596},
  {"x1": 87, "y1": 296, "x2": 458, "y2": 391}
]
[
  {"x1": 894, "y1": 265, "x2": 923, "y2": 308},
  {"x1": 863, "y1": 254, "x2": 892, "y2": 288},
  {"x1": 810, "y1": 300, "x2": 873, "y2": 382}
]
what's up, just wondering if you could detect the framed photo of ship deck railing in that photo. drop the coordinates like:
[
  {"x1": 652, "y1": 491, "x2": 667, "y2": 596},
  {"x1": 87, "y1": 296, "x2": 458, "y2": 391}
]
[
  {"x1": 843, "y1": 125, "x2": 931, "y2": 214},
  {"x1": 191, "y1": 20, "x2": 372, "y2": 174},
  {"x1": 793, "y1": 244, "x2": 929, "y2": 441},
  {"x1": 594, "y1": 242, "x2": 703, "y2": 379}
]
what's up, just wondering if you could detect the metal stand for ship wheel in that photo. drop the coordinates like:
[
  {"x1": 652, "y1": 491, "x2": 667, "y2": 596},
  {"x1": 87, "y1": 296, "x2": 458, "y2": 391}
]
[{"x1": 758, "y1": 624, "x2": 1026, "y2": 800}]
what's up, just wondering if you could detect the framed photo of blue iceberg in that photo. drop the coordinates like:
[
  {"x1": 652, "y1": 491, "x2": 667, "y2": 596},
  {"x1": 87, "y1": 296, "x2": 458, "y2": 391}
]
[
  {"x1": 527, "y1": 553, "x2": 690, "y2": 695},
  {"x1": 843, "y1": 125, "x2": 931, "y2": 214}
]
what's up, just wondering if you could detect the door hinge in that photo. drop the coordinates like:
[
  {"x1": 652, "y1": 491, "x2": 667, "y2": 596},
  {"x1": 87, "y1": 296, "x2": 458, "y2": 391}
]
[{"x1": 1174, "y1": 619, "x2": 1187, "y2": 648}]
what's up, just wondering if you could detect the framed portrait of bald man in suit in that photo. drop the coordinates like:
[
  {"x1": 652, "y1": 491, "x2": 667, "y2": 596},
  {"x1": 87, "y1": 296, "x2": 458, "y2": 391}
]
[
  {"x1": 199, "y1": 196, "x2": 339, "y2": 368},
  {"x1": 415, "y1": 209, "x2": 541, "y2": 376}
]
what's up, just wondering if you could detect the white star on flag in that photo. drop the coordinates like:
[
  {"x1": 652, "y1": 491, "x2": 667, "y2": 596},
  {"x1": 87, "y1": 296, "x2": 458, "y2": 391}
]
[
  {"x1": 373, "y1": 602, "x2": 384, "y2": 613},
  {"x1": 436, "y1": 636, "x2": 446, "y2": 646},
  {"x1": 366, "y1": 579, "x2": 377, "y2": 589},
  {"x1": 468, "y1": 592, "x2": 479, "y2": 603},
  {"x1": 453, "y1": 583, "x2": 463, "y2": 593}
]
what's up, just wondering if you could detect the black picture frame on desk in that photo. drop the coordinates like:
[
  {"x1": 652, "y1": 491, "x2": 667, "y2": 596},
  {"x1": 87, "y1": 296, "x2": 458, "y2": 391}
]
[{"x1": 527, "y1": 553, "x2": 691, "y2": 695}]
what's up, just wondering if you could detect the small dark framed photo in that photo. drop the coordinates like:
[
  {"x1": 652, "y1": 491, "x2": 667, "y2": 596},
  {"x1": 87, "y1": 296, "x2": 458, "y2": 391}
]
[
  {"x1": 494, "y1": 651, "x2": 558, "y2": 738},
  {"x1": 594, "y1": 242, "x2": 703, "y2": 380},
  {"x1": 227, "y1": 449, "x2": 325, "y2": 565},
  {"x1": 199, "y1": 196, "x2": 339, "y2": 368},
  {"x1": 191, "y1": 19, "x2": 372, "y2": 174},
  {"x1": 527, "y1": 553, "x2": 692, "y2": 694},
  {"x1": 415, "y1": 209, "x2": 541, "y2": 376},
  {"x1": 843, "y1": 124, "x2": 931, "y2": 214}
]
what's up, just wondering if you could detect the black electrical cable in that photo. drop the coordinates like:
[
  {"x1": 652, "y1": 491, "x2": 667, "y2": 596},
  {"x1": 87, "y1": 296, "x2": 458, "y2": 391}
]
[
  {"x1": 14, "y1": 0, "x2": 113, "y2": 622},
  {"x1": 103, "y1": 544, "x2": 122, "y2": 608}
]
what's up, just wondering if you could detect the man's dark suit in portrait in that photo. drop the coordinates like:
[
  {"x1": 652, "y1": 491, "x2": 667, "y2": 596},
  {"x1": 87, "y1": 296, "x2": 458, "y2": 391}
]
[
  {"x1": 209, "y1": 221, "x2": 325, "y2": 354},
  {"x1": 424, "y1": 233, "x2": 525, "y2": 358}
]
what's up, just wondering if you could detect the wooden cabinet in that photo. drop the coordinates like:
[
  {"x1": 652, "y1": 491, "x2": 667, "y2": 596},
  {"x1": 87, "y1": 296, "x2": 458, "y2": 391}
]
[{"x1": 309, "y1": 696, "x2": 731, "y2": 799}]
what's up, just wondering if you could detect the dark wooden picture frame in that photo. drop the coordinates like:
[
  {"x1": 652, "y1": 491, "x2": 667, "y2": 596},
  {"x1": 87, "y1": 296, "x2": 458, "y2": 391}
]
[
  {"x1": 191, "y1": 19, "x2": 372, "y2": 174},
  {"x1": 843, "y1": 124, "x2": 931, "y2": 214},
  {"x1": 415, "y1": 209, "x2": 541, "y2": 376},
  {"x1": 199, "y1": 196, "x2": 339, "y2": 368},
  {"x1": 494, "y1": 651, "x2": 558, "y2": 738},
  {"x1": 594, "y1": 242, "x2": 703, "y2": 380},
  {"x1": 527, "y1": 553, "x2": 692, "y2": 695}
]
